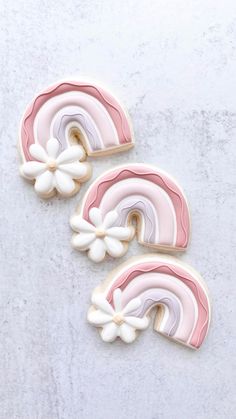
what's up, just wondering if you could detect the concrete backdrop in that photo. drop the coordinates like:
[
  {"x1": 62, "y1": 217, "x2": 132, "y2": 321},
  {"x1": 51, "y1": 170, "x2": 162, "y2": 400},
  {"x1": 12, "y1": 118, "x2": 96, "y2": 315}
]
[{"x1": 0, "y1": 1, "x2": 236, "y2": 418}]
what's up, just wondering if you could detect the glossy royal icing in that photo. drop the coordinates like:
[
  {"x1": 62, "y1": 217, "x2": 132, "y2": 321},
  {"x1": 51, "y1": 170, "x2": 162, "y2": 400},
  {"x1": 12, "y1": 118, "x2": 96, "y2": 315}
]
[
  {"x1": 19, "y1": 80, "x2": 134, "y2": 197},
  {"x1": 88, "y1": 254, "x2": 211, "y2": 349},
  {"x1": 70, "y1": 164, "x2": 190, "y2": 261}
]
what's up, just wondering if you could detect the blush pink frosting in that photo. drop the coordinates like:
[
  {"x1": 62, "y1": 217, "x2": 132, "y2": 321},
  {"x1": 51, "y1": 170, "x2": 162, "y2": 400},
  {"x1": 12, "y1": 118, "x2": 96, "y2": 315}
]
[
  {"x1": 122, "y1": 273, "x2": 197, "y2": 342},
  {"x1": 82, "y1": 165, "x2": 190, "y2": 248},
  {"x1": 20, "y1": 81, "x2": 132, "y2": 161},
  {"x1": 99, "y1": 179, "x2": 175, "y2": 245},
  {"x1": 107, "y1": 261, "x2": 209, "y2": 349}
]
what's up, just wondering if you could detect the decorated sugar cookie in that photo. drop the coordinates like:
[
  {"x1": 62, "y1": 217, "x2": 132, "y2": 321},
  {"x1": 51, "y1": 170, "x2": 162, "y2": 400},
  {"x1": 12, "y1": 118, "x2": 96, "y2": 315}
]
[
  {"x1": 19, "y1": 80, "x2": 134, "y2": 198},
  {"x1": 88, "y1": 254, "x2": 211, "y2": 349},
  {"x1": 70, "y1": 164, "x2": 190, "y2": 262}
]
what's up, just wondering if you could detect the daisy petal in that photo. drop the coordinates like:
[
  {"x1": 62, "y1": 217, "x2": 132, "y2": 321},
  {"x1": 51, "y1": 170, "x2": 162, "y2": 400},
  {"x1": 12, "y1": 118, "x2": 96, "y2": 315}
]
[
  {"x1": 122, "y1": 297, "x2": 142, "y2": 315},
  {"x1": 70, "y1": 216, "x2": 95, "y2": 233},
  {"x1": 34, "y1": 171, "x2": 54, "y2": 195},
  {"x1": 100, "y1": 322, "x2": 119, "y2": 342},
  {"x1": 91, "y1": 294, "x2": 114, "y2": 315},
  {"x1": 72, "y1": 233, "x2": 96, "y2": 249},
  {"x1": 107, "y1": 226, "x2": 134, "y2": 240},
  {"x1": 46, "y1": 138, "x2": 60, "y2": 158},
  {"x1": 21, "y1": 161, "x2": 46, "y2": 178},
  {"x1": 125, "y1": 316, "x2": 149, "y2": 330},
  {"x1": 29, "y1": 144, "x2": 48, "y2": 162},
  {"x1": 103, "y1": 211, "x2": 118, "y2": 229},
  {"x1": 119, "y1": 323, "x2": 136, "y2": 343},
  {"x1": 113, "y1": 288, "x2": 122, "y2": 312},
  {"x1": 89, "y1": 208, "x2": 103, "y2": 228},
  {"x1": 104, "y1": 236, "x2": 125, "y2": 258},
  {"x1": 59, "y1": 162, "x2": 88, "y2": 179},
  {"x1": 57, "y1": 145, "x2": 85, "y2": 164},
  {"x1": 87, "y1": 309, "x2": 112, "y2": 325},
  {"x1": 88, "y1": 239, "x2": 106, "y2": 262},
  {"x1": 54, "y1": 170, "x2": 75, "y2": 195}
]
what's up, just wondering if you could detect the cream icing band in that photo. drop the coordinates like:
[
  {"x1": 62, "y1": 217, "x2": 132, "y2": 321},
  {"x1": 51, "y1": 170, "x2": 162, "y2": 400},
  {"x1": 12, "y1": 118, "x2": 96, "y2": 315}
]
[
  {"x1": 70, "y1": 164, "x2": 190, "y2": 261},
  {"x1": 87, "y1": 254, "x2": 211, "y2": 349}
]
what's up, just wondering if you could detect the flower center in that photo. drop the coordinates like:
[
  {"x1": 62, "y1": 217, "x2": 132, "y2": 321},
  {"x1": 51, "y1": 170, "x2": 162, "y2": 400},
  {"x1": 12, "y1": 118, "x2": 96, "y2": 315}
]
[
  {"x1": 95, "y1": 229, "x2": 106, "y2": 239},
  {"x1": 113, "y1": 313, "x2": 124, "y2": 325},
  {"x1": 47, "y1": 159, "x2": 57, "y2": 172}
]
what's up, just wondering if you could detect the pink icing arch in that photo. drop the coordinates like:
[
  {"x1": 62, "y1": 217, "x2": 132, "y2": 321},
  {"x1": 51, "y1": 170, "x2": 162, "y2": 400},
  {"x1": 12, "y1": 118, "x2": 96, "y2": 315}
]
[
  {"x1": 20, "y1": 81, "x2": 133, "y2": 161},
  {"x1": 82, "y1": 165, "x2": 190, "y2": 248},
  {"x1": 106, "y1": 261, "x2": 210, "y2": 349}
]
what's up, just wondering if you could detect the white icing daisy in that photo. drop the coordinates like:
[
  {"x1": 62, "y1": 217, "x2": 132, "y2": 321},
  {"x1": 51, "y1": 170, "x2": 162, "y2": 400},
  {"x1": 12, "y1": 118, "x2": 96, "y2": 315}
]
[
  {"x1": 70, "y1": 208, "x2": 134, "y2": 262},
  {"x1": 21, "y1": 138, "x2": 90, "y2": 197},
  {"x1": 88, "y1": 288, "x2": 149, "y2": 343}
]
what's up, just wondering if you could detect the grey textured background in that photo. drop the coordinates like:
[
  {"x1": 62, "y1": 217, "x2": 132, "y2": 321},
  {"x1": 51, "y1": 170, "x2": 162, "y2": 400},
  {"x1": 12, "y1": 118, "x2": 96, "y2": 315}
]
[{"x1": 0, "y1": 1, "x2": 236, "y2": 418}]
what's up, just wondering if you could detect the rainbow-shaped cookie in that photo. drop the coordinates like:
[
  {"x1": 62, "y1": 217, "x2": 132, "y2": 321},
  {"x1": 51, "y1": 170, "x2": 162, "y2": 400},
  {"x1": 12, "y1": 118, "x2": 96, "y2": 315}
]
[
  {"x1": 88, "y1": 254, "x2": 211, "y2": 349},
  {"x1": 70, "y1": 164, "x2": 190, "y2": 262},
  {"x1": 19, "y1": 80, "x2": 133, "y2": 197}
]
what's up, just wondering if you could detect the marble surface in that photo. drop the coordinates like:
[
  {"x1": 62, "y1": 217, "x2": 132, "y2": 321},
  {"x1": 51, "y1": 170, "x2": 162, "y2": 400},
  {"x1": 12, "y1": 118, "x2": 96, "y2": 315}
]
[{"x1": 0, "y1": 1, "x2": 236, "y2": 418}]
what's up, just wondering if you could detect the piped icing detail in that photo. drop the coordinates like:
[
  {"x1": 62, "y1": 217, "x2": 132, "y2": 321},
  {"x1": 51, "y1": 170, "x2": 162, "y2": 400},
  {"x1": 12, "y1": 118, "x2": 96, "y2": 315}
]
[
  {"x1": 88, "y1": 254, "x2": 211, "y2": 349},
  {"x1": 19, "y1": 80, "x2": 133, "y2": 197},
  {"x1": 71, "y1": 207, "x2": 134, "y2": 262},
  {"x1": 88, "y1": 288, "x2": 149, "y2": 343},
  {"x1": 70, "y1": 164, "x2": 190, "y2": 260},
  {"x1": 20, "y1": 138, "x2": 90, "y2": 197}
]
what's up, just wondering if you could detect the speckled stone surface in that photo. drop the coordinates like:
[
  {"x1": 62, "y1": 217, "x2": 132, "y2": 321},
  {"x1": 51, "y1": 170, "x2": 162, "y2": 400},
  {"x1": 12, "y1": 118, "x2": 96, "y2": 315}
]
[{"x1": 0, "y1": 1, "x2": 236, "y2": 418}]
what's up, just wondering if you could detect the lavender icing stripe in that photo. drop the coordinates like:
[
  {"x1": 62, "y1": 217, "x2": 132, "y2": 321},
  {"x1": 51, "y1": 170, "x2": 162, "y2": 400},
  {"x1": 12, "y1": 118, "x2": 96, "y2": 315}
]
[
  {"x1": 52, "y1": 106, "x2": 103, "y2": 151},
  {"x1": 114, "y1": 196, "x2": 158, "y2": 243},
  {"x1": 128, "y1": 289, "x2": 181, "y2": 336}
]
